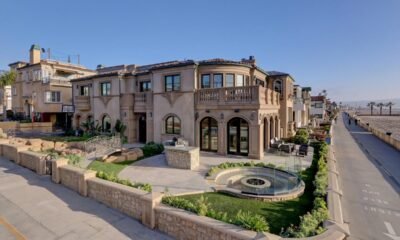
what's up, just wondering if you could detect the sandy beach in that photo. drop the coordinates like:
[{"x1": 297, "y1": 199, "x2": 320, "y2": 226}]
[{"x1": 357, "y1": 115, "x2": 400, "y2": 141}]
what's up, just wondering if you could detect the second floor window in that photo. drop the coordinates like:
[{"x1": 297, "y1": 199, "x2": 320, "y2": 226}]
[
  {"x1": 201, "y1": 74, "x2": 210, "y2": 88},
  {"x1": 140, "y1": 81, "x2": 152, "y2": 92},
  {"x1": 165, "y1": 75, "x2": 180, "y2": 92},
  {"x1": 226, "y1": 74, "x2": 234, "y2": 87},
  {"x1": 100, "y1": 82, "x2": 111, "y2": 96},
  {"x1": 45, "y1": 91, "x2": 61, "y2": 103},
  {"x1": 236, "y1": 74, "x2": 244, "y2": 87},
  {"x1": 213, "y1": 74, "x2": 223, "y2": 88},
  {"x1": 80, "y1": 85, "x2": 89, "y2": 96}
]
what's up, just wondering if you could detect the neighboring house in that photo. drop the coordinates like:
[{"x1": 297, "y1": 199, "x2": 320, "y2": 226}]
[
  {"x1": 301, "y1": 87, "x2": 312, "y2": 126},
  {"x1": 292, "y1": 85, "x2": 306, "y2": 129},
  {"x1": 310, "y1": 95, "x2": 327, "y2": 125},
  {"x1": 72, "y1": 56, "x2": 286, "y2": 159},
  {"x1": 267, "y1": 71, "x2": 295, "y2": 137},
  {"x1": 9, "y1": 44, "x2": 95, "y2": 129},
  {"x1": 0, "y1": 70, "x2": 12, "y2": 119}
]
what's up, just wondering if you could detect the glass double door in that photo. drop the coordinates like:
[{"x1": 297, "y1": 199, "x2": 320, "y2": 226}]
[
  {"x1": 228, "y1": 118, "x2": 249, "y2": 155},
  {"x1": 200, "y1": 117, "x2": 218, "y2": 151}
]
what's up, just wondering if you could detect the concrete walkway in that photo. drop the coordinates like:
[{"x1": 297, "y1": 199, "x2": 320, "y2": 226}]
[
  {"x1": 0, "y1": 158, "x2": 172, "y2": 240},
  {"x1": 119, "y1": 150, "x2": 313, "y2": 194},
  {"x1": 334, "y1": 113, "x2": 400, "y2": 240}
]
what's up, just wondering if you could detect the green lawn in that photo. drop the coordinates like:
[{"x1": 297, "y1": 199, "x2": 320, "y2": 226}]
[
  {"x1": 87, "y1": 160, "x2": 136, "y2": 176},
  {"x1": 177, "y1": 168, "x2": 315, "y2": 234}
]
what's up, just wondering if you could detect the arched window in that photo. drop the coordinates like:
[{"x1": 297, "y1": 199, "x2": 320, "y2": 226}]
[
  {"x1": 274, "y1": 80, "x2": 282, "y2": 94},
  {"x1": 102, "y1": 115, "x2": 111, "y2": 132},
  {"x1": 165, "y1": 115, "x2": 181, "y2": 134}
]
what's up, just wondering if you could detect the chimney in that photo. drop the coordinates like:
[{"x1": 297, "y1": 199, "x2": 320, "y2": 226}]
[
  {"x1": 29, "y1": 44, "x2": 41, "y2": 64},
  {"x1": 241, "y1": 56, "x2": 256, "y2": 65}
]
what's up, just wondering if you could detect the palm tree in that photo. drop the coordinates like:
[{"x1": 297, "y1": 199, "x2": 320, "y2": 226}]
[
  {"x1": 0, "y1": 70, "x2": 16, "y2": 87},
  {"x1": 377, "y1": 103, "x2": 384, "y2": 115},
  {"x1": 386, "y1": 102, "x2": 395, "y2": 116},
  {"x1": 367, "y1": 102, "x2": 376, "y2": 115}
]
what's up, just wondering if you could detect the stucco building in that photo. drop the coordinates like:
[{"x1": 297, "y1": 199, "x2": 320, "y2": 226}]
[
  {"x1": 310, "y1": 95, "x2": 327, "y2": 125},
  {"x1": 293, "y1": 85, "x2": 312, "y2": 128},
  {"x1": 71, "y1": 57, "x2": 295, "y2": 159},
  {"x1": 9, "y1": 45, "x2": 95, "y2": 128}
]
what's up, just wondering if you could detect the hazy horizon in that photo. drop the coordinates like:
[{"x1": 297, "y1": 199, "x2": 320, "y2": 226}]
[{"x1": 1, "y1": 0, "x2": 399, "y2": 102}]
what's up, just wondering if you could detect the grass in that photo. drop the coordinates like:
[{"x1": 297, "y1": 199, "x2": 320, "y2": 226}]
[
  {"x1": 176, "y1": 168, "x2": 315, "y2": 234},
  {"x1": 87, "y1": 160, "x2": 136, "y2": 176}
]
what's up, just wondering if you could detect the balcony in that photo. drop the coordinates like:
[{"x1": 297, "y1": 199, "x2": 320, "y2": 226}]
[
  {"x1": 75, "y1": 95, "x2": 91, "y2": 111},
  {"x1": 42, "y1": 76, "x2": 72, "y2": 86},
  {"x1": 195, "y1": 85, "x2": 280, "y2": 109},
  {"x1": 134, "y1": 92, "x2": 153, "y2": 112}
]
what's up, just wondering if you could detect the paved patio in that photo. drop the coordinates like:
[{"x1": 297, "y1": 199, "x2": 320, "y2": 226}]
[{"x1": 118, "y1": 149, "x2": 313, "y2": 194}]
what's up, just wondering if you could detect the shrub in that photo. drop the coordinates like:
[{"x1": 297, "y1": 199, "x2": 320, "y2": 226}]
[
  {"x1": 142, "y1": 142, "x2": 164, "y2": 157},
  {"x1": 162, "y1": 196, "x2": 197, "y2": 213},
  {"x1": 196, "y1": 195, "x2": 209, "y2": 216},
  {"x1": 206, "y1": 162, "x2": 271, "y2": 176},
  {"x1": 293, "y1": 134, "x2": 308, "y2": 144},
  {"x1": 96, "y1": 171, "x2": 152, "y2": 192},
  {"x1": 66, "y1": 154, "x2": 83, "y2": 166},
  {"x1": 234, "y1": 210, "x2": 269, "y2": 232}
]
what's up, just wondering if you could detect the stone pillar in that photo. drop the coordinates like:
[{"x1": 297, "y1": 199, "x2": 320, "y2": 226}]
[
  {"x1": 140, "y1": 192, "x2": 164, "y2": 229},
  {"x1": 249, "y1": 124, "x2": 263, "y2": 160},
  {"x1": 264, "y1": 119, "x2": 269, "y2": 150},
  {"x1": 51, "y1": 158, "x2": 69, "y2": 183},
  {"x1": 80, "y1": 170, "x2": 96, "y2": 197},
  {"x1": 217, "y1": 121, "x2": 226, "y2": 155},
  {"x1": 277, "y1": 118, "x2": 281, "y2": 139},
  {"x1": 271, "y1": 118, "x2": 275, "y2": 139}
]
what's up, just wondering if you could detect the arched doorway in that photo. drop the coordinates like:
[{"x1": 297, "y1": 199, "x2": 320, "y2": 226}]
[
  {"x1": 200, "y1": 117, "x2": 218, "y2": 152},
  {"x1": 102, "y1": 115, "x2": 112, "y2": 132},
  {"x1": 227, "y1": 117, "x2": 249, "y2": 155}
]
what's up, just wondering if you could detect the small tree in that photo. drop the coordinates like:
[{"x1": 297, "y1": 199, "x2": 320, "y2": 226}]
[
  {"x1": 386, "y1": 102, "x2": 395, "y2": 116},
  {"x1": 0, "y1": 70, "x2": 16, "y2": 87},
  {"x1": 367, "y1": 102, "x2": 376, "y2": 115}
]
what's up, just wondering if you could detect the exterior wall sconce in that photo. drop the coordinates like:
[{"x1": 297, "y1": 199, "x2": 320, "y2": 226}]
[
  {"x1": 220, "y1": 113, "x2": 224, "y2": 120},
  {"x1": 234, "y1": 109, "x2": 240, "y2": 113},
  {"x1": 195, "y1": 112, "x2": 199, "y2": 120},
  {"x1": 205, "y1": 109, "x2": 210, "y2": 113}
]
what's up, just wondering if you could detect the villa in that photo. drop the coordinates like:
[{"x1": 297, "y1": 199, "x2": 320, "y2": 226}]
[{"x1": 9, "y1": 45, "x2": 95, "y2": 128}]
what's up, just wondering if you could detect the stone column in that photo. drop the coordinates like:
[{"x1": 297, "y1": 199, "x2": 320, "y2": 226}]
[
  {"x1": 217, "y1": 121, "x2": 226, "y2": 155},
  {"x1": 249, "y1": 124, "x2": 263, "y2": 160},
  {"x1": 271, "y1": 118, "x2": 275, "y2": 139},
  {"x1": 264, "y1": 119, "x2": 269, "y2": 150}
]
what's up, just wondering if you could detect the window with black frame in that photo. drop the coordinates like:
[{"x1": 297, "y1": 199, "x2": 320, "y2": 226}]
[
  {"x1": 140, "y1": 81, "x2": 152, "y2": 92},
  {"x1": 165, "y1": 75, "x2": 181, "y2": 92},
  {"x1": 213, "y1": 74, "x2": 223, "y2": 88},
  {"x1": 80, "y1": 85, "x2": 89, "y2": 96},
  {"x1": 100, "y1": 82, "x2": 111, "y2": 96},
  {"x1": 165, "y1": 115, "x2": 181, "y2": 134},
  {"x1": 201, "y1": 74, "x2": 210, "y2": 88}
]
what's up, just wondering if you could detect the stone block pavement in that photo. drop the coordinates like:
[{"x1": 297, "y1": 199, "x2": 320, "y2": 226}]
[{"x1": 0, "y1": 157, "x2": 172, "y2": 240}]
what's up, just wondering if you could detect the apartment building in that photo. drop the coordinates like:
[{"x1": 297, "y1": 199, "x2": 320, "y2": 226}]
[
  {"x1": 72, "y1": 57, "x2": 289, "y2": 159},
  {"x1": 9, "y1": 45, "x2": 95, "y2": 128},
  {"x1": 292, "y1": 85, "x2": 312, "y2": 128},
  {"x1": 267, "y1": 71, "x2": 295, "y2": 137},
  {"x1": 310, "y1": 95, "x2": 327, "y2": 124}
]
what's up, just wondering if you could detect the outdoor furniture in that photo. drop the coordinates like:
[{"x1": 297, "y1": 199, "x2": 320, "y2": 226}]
[
  {"x1": 298, "y1": 144, "x2": 309, "y2": 156},
  {"x1": 279, "y1": 143, "x2": 295, "y2": 153},
  {"x1": 270, "y1": 138, "x2": 284, "y2": 149}
]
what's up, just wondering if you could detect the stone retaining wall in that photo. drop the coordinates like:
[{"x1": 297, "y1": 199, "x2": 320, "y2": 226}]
[
  {"x1": 18, "y1": 151, "x2": 47, "y2": 175},
  {"x1": 0, "y1": 122, "x2": 53, "y2": 133},
  {"x1": 1, "y1": 144, "x2": 30, "y2": 164},
  {"x1": 87, "y1": 177, "x2": 148, "y2": 220},
  {"x1": 58, "y1": 165, "x2": 96, "y2": 196}
]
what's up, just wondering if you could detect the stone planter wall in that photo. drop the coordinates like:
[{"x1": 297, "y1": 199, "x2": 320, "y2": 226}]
[
  {"x1": 18, "y1": 151, "x2": 47, "y2": 175},
  {"x1": 58, "y1": 165, "x2": 96, "y2": 196},
  {"x1": 165, "y1": 146, "x2": 199, "y2": 170}
]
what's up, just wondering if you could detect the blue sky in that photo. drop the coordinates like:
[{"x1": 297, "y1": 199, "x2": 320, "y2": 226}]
[{"x1": 1, "y1": 0, "x2": 399, "y2": 101}]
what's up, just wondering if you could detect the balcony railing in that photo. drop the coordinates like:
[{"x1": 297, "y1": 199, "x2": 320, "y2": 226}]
[
  {"x1": 42, "y1": 76, "x2": 72, "y2": 86},
  {"x1": 75, "y1": 95, "x2": 90, "y2": 111},
  {"x1": 196, "y1": 85, "x2": 280, "y2": 107},
  {"x1": 134, "y1": 92, "x2": 152, "y2": 112}
]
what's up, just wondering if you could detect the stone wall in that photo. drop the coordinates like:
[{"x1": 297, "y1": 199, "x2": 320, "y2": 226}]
[
  {"x1": 0, "y1": 122, "x2": 53, "y2": 133},
  {"x1": 1, "y1": 144, "x2": 30, "y2": 164},
  {"x1": 18, "y1": 151, "x2": 47, "y2": 175},
  {"x1": 155, "y1": 205, "x2": 258, "y2": 240},
  {"x1": 58, "y1": 165, "x2": 96, "y2": 196},
  {"x1": 87, "y1": 177, "x2": 147, "y2": 220},
  {"x1": 165, "y1": 146, "x2": 199, "y2": 170}
]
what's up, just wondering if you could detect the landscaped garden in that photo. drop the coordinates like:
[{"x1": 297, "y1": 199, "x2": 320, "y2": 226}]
[{"x1": 163, "y1": 141, "x2": 329, "y2": 237}]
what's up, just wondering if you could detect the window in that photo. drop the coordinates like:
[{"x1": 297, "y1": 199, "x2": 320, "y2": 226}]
[
  {"x1": 226, "y1": 74, "x2": 234, "y2": 87},
  {"x1": 139, "y1": 81, "x2": 152, "y2": 92},
  {"x1": 236, "y1": 74, "x2": 244, "y2": 87},
  {"x1": 45, "y1": 91, "x2": 61, "y2": 103},
  {"x1": 316, "y1": 103, "x2": 323, "y2": 108},
  {"x1": 201, "y1": 74, "x2": 210, "y2": 88},
  {"x1": 80, "y1": 85, "x2": 89, "y2": 96},
  {"x1": 274, "y1": 80, "x2": 282, "y2": 94},
  {"x1": 12, "y1": 87, "x2": 17, "y2": 96},
  {"x1": 213, "y1": 74, "x2": 223, "y2": 88},
  {"x1": 100, "y1": 82, "x2": 111, "y2": 96},
  {"x1": 165, "y1": 75, "x2": 181, "y2": 92},
  {"x1": 165, "y1": 115, "x2": 181, "y2": 134}
]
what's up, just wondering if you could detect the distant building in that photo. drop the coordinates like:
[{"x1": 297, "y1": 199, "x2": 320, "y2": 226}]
[
  {"x1": 0, "y1": 71, "x2": 12, "y2": 119},
  {"x1": 310, "y1": 95, "x2": 327, "y2": 125},
  {"x1": 292, "y1": 85, "x2": 312, "y2": 128},
  {"x1": 9, "y1": 44, "x2": 94, "y2": 128}
]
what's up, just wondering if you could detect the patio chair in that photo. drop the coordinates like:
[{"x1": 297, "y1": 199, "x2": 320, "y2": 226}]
[
  {"x1": 270, "y1": 138, "x2": 284, "y2": 149},
  {"x1": 298, "y1": 144, "x2": 309, "y2": 156}
]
